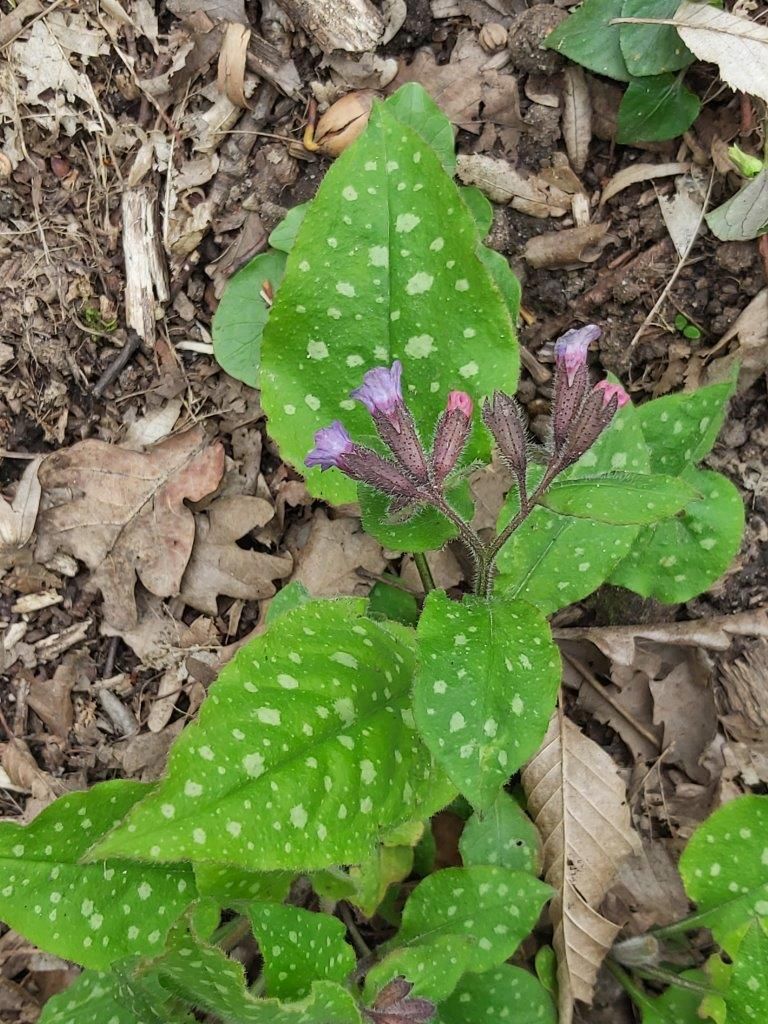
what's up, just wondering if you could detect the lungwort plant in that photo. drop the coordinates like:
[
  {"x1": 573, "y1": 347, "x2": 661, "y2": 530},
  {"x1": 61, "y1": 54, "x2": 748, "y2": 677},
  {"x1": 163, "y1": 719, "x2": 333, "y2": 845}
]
[{"x1": 2, "y1": 85, "x2": 758, "y2": 1024}]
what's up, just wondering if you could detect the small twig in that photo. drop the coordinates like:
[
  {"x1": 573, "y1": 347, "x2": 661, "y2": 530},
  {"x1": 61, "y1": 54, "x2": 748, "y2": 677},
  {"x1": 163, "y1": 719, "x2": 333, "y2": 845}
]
[
  {"x1": 338, "y1": 901, "x2": 371, "y2": 957},
  {"x1": 92, "y1": 330, "x2": 142, "y2": 397},
  {"x1": 628, "y1": 169, "x2": 715, "y2": 352},
  {"x1": 562, "y1": 651, "x2": 662, "y2": 752}
]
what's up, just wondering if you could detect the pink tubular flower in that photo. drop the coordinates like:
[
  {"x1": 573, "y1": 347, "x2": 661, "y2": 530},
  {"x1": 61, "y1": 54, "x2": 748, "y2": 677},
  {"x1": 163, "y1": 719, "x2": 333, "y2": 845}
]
[
  {"x1": 350, "y1": 360, "x2": 404, "y2": 424},
  {"x1": 447, "y1": 391, "x2": 473, "y2": 417},
  {"x1": 593, "y1": 380, "x2": 630, "y2": 408},
  {"x1": 305, "y1": 421, "x2": 354, "y2": 470},
  {"x1": 554, "y1": 324, "x2": 602, "y2": 386}
]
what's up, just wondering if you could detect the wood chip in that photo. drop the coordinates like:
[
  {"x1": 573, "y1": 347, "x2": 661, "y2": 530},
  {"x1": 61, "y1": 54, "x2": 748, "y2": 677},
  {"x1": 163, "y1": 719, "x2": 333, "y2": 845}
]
[{"x1": 121, "y1": 185, "x2": 170, "y2": 346}]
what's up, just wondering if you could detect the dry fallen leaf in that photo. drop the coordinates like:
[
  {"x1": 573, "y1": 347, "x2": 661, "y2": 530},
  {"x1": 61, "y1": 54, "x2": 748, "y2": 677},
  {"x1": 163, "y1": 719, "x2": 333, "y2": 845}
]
[
  {"x1": 562, "y1": 66, "x2": 591, "y2": 175},
  {"x1": 657, "y1": 176, "x2": 704, "y2": 259},
  {"x1": 179, "y1": 494, "x2": 293, "y2": 615},
  {"x1": 217, "y1": 21, "x2": 251, "y2": 108},
  {"x1": 599, "y1": 162, "x2": 690, "y2": 207},
  {"x1": 524, "y1": 223, "x2": 612, "y2": 269},
  {"x1": 0, "y1": 457, "x2": 42, "y2": 554},
  {"x1": 672, "y1": 1, "x2": 768, "y2": 104},
  {"x1": 456, "y1": 153, "x2": 570, "y2": 218},
  {"x1": 35, "y1": 428, "x2": 224, "y2": 632},
  {"x1": 704, "y1": 288, "x2": 768, "y2": 391},
  {"x1": 522, "y1": 709, "x2": 641, "y2": 1024},
  {"x1": 287, "y1": 509, "x2": 385, "y2": 596}
]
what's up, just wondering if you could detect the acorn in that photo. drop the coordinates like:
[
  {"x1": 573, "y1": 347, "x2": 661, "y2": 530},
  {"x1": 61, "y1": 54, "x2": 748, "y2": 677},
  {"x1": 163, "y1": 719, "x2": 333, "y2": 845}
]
[{"x1": 304, "y1": 90, "x2": 376, "y2": 158}]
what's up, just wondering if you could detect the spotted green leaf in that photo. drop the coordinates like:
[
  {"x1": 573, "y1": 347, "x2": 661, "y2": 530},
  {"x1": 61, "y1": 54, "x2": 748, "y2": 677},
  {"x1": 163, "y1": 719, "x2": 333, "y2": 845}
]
[
  {"x1": 248, "y1": 902, "x2": 356, "y2": 998},
  {"x1": 194, "y1": 863, "x2": 292, "y2": 907},
  {"x1": 639, "y1": 970, "x2": 709, "y2": 1024},
  {"x1": 37, "y1": 970, "x2": 191, "y2": 1024},
  {"x1": 609, "y1": 467, "x2": 744, "y2": 601},
  {"x1": 724, "y1": 919, "x2": 768, "y2": 1024},
  {"x1": 383, "y1": 83, "x2": 456, "y2": 175},
  {"x1": 679, "y1": 795, "x2": 768, "y2": 954},
  {"x1": 541, "y1": 471, "x2": 698, "y2": 524},
  {"x1": 437, "y1": 965, "x2": 557, "y2": 1024},
  {"x1": 367, "y1": 866, "x2": 551, "y2": 1001},
  {"x1": 314, "y1": 842, "x2": 415, "y2": 916},
  {"x1": 212, "y1": 249, "x2": 287, "y2": 388},
  {"x1": 261, "y1": 96, "x2": 518, "y2": 505},
  {"x1": 413, "y1": 591, "x2": 561, "y2": 809},
  {"x1": 145, "y1": 926, "x2": 362, "y2": 1024},
  {"x1": 632, "y1": 378, "x2": 735, "y2": 477},
  {"x1": 495, "y1": 401, "x2": 646, "y2": 614},
  {"x1": 459, "y1": 791, "x2": 541, "y2": 874},
  {"x1": 0, "y1": 781, "x2": 195, "y2": 970},
  {"x1": 88, "y1": 599, "x2": 453, "y2": 871}
]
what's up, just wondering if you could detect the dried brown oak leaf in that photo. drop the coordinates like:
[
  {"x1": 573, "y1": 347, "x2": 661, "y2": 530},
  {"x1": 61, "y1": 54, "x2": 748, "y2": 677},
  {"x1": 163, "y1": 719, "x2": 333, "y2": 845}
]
[
  {"x1": 35, "y1": 428, "x2": 224, "y2": 632},
  {"x1": 521, "y1": 709, "x2": 641, "y2": 1024},
  {"x1": 179, "y1": 494, "x2": 293, "y2": 615}
]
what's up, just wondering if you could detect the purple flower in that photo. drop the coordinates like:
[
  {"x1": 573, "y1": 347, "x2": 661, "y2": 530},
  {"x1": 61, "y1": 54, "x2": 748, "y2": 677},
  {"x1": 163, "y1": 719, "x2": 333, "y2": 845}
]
[
  {"x1": 593, "y1": 381, "x2": 630, "y2": 408},
  {"x1": 350, "y1": 361, "x2": 404, "y2": 422},
  {"x1": 554, "y1": 324, "x2": 602, "y2": 386},
  {"x1": 447, "y1": 391, "x2": 473, "y2": 417},
  {"x1": 305, "y1": 421, "x2": 354, "y2": 470}
]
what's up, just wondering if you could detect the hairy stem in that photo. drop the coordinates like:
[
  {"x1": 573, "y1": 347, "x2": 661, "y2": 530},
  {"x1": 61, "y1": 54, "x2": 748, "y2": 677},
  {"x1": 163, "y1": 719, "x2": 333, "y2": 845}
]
[{"x1": 486, "y1": 461, "x2": 561, "y2": 562}]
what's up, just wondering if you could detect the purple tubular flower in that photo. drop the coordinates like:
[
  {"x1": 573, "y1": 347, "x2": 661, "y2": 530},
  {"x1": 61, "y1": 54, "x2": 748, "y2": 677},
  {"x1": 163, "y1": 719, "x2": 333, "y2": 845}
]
[
  {"x1": 432, "y1": 390, "x2": 473, "y2": 483},
  {"x1": 554, "y1": 324, "x2": 601, "y2": 387},
  {"x1": 351, "y1": 360, "x2": 429, "y2": 480},
  {"x1": 557, "y1": 380, "x2": 630, "y2": 468},
  {"x1": 350, "y1": 360, "x2": 404, "y2": 423},
  {"x1": 306, "y1": 421, "x2": 354, "y2": 470},
  {"x1": 552, "y1": 324, "x2": 601, "y2": 453}
]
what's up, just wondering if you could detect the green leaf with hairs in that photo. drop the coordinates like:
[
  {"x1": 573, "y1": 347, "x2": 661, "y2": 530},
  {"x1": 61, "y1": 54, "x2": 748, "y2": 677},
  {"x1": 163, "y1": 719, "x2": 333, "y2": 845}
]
[
  {"x1": 437, "y1": 965, "x2": 557, "y2": 1024},
  {"x1": 413, "y1": 591, "x2": 560, "y2": 810},
  {"x1": 679, "y1": 795, "x2": 768, "y2": 954},
  {"x1": 212, "y1": 249, "x2": 286, "y2": 388},
  {"x1": 37, "y1": 969, "x2": 192, "y2": 1024},
  {"x1": 248, "y1": 903, "x2": 356, "y2": 999},
  {"x1": 260, "y1": 94, "x2": 518, "y2": 505},
  {"x1": 194, "y1": 863, "x2": 293, "y2": 907},
  {"x1": 0, "y1": 781, "x2": 195, "y2": 970},
  {"x1": 495, "y1": 401, "x2": 646, "y2": 614},
  {"x1": 383, "y1": 83, "x2": 456, "y2": 175},
  {"x1": 366, "y1": 866, "x2": 551, "y2": 1001},
  {"x1": 541, "y1": 471, "x2": 698, "y2": 524},
  {"x1": 358, "y1": 478, "x2": 474, "y2": 552},
  {"x1": 88, "y1": 599, "x2": 452, "y2": 871}
]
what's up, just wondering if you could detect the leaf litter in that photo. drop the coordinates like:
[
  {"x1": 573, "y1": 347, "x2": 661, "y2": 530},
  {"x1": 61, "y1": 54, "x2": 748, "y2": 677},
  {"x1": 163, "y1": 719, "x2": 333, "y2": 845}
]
[{"x1": 0, "y1": 0, "x2": 767, "y2": 1020}]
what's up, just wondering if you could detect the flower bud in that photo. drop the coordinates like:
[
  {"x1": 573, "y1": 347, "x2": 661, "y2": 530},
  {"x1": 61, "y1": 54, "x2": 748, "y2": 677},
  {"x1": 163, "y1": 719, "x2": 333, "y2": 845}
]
[
  {"x1": 593, "y1": 380, "x2": 630, "y2": 409},
  {"x1": 351, "y1": 361, "x2": 429, "y2": 481},
  {"x1": 482, "y1": 391, "x2": 528, "y2": 480},
  {"x1": 432, "y1": 391, "x2": 473, "y2": 483},
  {"x1": 339, "y1": 448, "x2": 423, "y2": 503},
  {"x1": 552, "y1": 324, "x2": 601, "y2": 452},
  {"x1": 558, "y1": 381, "x2": 629, "y2": 467},
  {"x1": 309, "y1": 90, "x2": 376, "y2": 158}
]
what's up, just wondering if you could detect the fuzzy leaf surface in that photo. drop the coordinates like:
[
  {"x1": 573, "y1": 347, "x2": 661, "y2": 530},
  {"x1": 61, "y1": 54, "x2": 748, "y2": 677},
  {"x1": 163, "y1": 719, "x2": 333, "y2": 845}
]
[
  {"x1": 679, "y1": 795, "x2": 768, "y2": 952},
  {"x1": 193, "y1": 863, "x2": 292, "y2": 907},
  {"x1": 0, "y1": 781, "x2": 195, "y2": 970},
  {"x1": 495, "y1": 401, "x2": 646, "y2": 614},
  {"x1": 437, "y1": 965, "x2": 557, "y2": 1024},
  {"x1": 260, "y1": 98, "x2": 518, "y2": 504},
  {"x1": 89, "y1": 599, "x2": 452, "y2": 870},
  {"x1": 248, "y1": 902, "x2": 356, "y2": 999},
  {"x1": 359, "y1": 479, "x2": 473, "y2": 552},
  {"x1": 366, "y1": 866, "x2": 551, "y2": 1001},
  {"x1": 413, "y1": 591, "x2": 560, "y2": 810},
  {"x1": 724, "y1": 919, "x2": 768, "y2": 1023},
  {"x1": 542, "y1": 471, "x2": 697, "y2": 524},
  {"x1": 37, "y1": 970, "x2": 191, "y2": 1024},
  {"x1": 521, "y1": 712, "x2": 641, "y2": 1024},
  {"x1": 459, "y1": 791, "x2": 541, "y2": 874}
]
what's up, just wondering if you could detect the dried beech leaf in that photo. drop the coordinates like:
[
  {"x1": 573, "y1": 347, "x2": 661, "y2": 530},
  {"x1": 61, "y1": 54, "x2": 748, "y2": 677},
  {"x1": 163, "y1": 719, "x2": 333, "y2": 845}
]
[
  {"x1": 562, "y1": 66, "x2": 591, "y2": 174},
  {"x1": 521, "y1": 710, "x2": 641, "y2": 1024},
  {"x1": 35, "y1": 428, "x2": 224, "y2": 632},
  {"x1": 705, "y1": 288, "x2": 768, "y2": 391},
  {"x1": 456, "y1": 153, "x2": 570, "y2": 218},
  {"x1": 523, "y1": 223, "x2": 611, "y2": 269},
  {"x1": 0, "y1": 457, "x2": 42, "y2": 553},
  {"x1": 179, "y1": 494, "x2": 293, "y2": 615},
  {"x1": 216, "y1": 21, "x2": 250, "y2": 108},
  {"x1": 599, "y1": 161, "x2": 689, "y2": 206}
]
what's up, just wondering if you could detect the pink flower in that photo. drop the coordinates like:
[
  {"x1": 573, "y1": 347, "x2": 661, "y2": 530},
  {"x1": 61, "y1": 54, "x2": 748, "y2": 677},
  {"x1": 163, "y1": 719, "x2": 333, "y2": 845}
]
[
  {"x1": 447, "y1": 391, "x2": 473, "y2": 417},
  {"x1": 593, "y1": 381, "x2": 630, "y2": 408},
  {"x1": 554, "y1": 324, "x2": 602, "y2": 386},
  {"x1": 305, "y1": 421, "x2": 354, "y2": 470},
  {"x1": 350, "y1": 360, "x2": 404, "y2": 422}
]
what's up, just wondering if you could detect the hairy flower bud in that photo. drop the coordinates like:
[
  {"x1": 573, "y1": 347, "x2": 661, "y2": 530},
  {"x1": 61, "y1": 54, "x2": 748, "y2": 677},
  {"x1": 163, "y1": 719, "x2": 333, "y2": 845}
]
[
  {"x1": 552, "y1": 324, "x2": 601, "y2": 452},
  {"x1": 432, "y1": 390, "x2": 473, "y2": 483},
  {"x1": 339, "y1": 448, "x2": 423, "y2": 502},
  {"x1": 482, "y1": 391, "x2": 528, "y2": 480},
  {"x1": 558, "y1": 380, "x2": 629, "y2": 467},
  {"x1": 351, "y1": 361, "x2": 429, "y2": 480}
]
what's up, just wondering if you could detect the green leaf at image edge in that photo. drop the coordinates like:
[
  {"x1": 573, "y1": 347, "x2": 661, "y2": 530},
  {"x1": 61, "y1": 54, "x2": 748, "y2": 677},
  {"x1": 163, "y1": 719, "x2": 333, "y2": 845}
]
[
  {"x1": 545, "y1": 0, "x2": 631, "y2": 82},
  {"x1": 616, "y1": 74, "x2": 700, "y2": 144}
]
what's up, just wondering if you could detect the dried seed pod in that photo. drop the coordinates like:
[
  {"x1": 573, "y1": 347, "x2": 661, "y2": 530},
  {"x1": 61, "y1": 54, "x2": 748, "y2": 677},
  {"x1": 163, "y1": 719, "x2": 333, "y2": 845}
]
[
  {"x1": 479, "y1": 22, "x2": 508, "y2": 53},
  {"x1": 310, "y1": 90, "x2": 376, "y2": 157}
]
